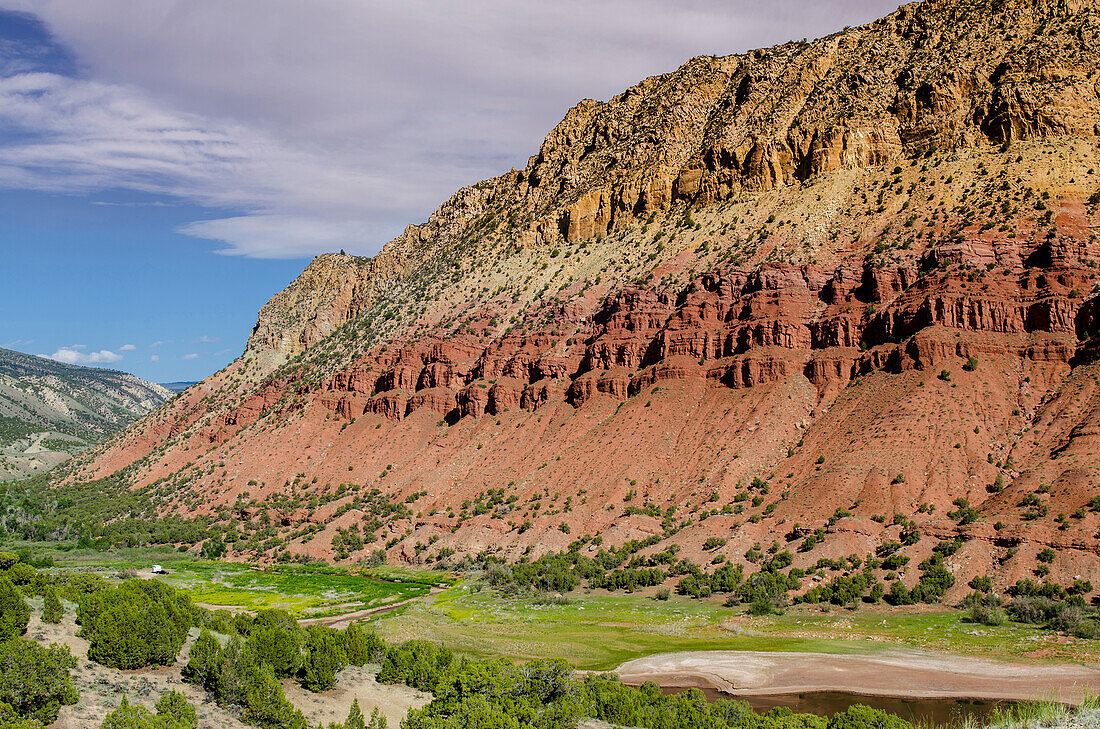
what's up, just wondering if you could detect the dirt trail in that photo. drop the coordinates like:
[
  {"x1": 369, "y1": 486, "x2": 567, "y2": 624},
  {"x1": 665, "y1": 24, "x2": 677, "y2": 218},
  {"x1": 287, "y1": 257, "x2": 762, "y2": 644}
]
[
  {"x1": 297, "y1": 587, "x2": 444, "y2": 629},
  {"x1": 614, "y1": 649, "x2": 1100, "y2": 704}
]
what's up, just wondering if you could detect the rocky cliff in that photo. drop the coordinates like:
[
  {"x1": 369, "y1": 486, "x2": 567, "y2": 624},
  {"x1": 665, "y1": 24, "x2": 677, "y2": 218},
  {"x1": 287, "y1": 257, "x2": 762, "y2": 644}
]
[{"x1": 71, "y1": 0, "x2": 1100, "y2": 596}]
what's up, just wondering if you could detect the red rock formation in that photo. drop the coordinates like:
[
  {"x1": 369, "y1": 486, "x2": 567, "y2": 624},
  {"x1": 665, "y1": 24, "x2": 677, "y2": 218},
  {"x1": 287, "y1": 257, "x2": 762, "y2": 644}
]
[{"x1": 66, "y1": 0, "x2": 1100, "y2": 596}]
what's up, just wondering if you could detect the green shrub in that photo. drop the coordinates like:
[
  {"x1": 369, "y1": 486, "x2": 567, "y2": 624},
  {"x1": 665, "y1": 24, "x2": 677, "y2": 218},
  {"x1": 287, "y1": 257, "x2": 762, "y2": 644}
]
[
  {"x1": 0, "y1": 639, "x2": 78, "y2": 724},
  {"x1": 100, "y1": 692, "x2": 197, "y2": 729},
  {"x1": 300, "y1": 626, "x2": 346, "y2": 692},
  {"x1": 245, "y1": 611, "x2": 302, "y2": 679},
  {"x1": 965, "y1": 602, "x2": 1007, "y2": 626},
  {"x1": 827, "y1": 705, "x2": 913, "y2": 729},
  {"x1": 377, "y1": 640, "x2": 454, "y2": 692},
  {"x1": 0, "y1": 578, "x2": 29, "y2": 641},
  {"x1": 77, "y1": 580, "x2": 194, "y2": 669},
  {"x1": 243, "y1": 664, "x2": 308, "y2": 729},
  {"x1": 968, "y1": 576, "x2": 992, "y2": 592},
  {"x1": 41, "y1": 588, "x2": 62, "y2": 625}
]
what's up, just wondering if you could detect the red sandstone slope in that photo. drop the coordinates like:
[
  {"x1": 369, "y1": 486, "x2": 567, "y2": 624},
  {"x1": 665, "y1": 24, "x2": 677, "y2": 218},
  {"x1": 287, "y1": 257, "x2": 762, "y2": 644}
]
[{"x1": 70, "y1": 0, "x2": 1100, "y2": 594}]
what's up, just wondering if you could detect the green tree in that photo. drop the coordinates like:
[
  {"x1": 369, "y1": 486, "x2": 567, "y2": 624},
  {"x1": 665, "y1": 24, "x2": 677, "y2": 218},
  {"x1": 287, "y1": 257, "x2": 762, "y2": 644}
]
[
  {"x1": 78, "y1": 581, "x2": 194, "y2": 669},
  {"x1": 338, "y1": 623, "x2": 384, "y2": 667},
  {"x1": 300, "y1": 626, "x2": 345, "y2": 692},
  {"x1": 41, "y1": 587, "x2": 62, "y2": 625},
  {"x1": 366, "y1": 708, "x2": 387, "y2": 729},
  {"x1": 100, "y1": 697, "x2": 154, "y2": 729},
  {"x1": 377, "y1": 640, "x2": 453, "y2": 692},
  {"x1": 0, "y1": 578, "x2": 29, "y2": 640},
  {"x1": 0, "y1": 639, "x2": 78, "y2": 724},
  {"x1": 99, "y1": 694, "x2": 196, "y2": 729},
  {"x1": 826, "y1": 705, "x2": 913, "y2": 729},
  {"x1": 213, "y1": 637, "x2": 250, "y2": 709},
  {"x1": 154, "y1": 691, "x2": 197, "y2": 728},
  {"x1": 243, "y1": 664, "x2": 308, "y2": 729},
  {"x1": 245, "y1": 624, "x2": 301, "y2": 679},
  {"x1": 0, "y1": 700, "x2": 45, "y2": 728},
  {"x1": 339, "y1": 698, "x2": 367, "y2": 729},
  {"x1": 181, "y1": 630, "x2": 220, "y2": 691}
]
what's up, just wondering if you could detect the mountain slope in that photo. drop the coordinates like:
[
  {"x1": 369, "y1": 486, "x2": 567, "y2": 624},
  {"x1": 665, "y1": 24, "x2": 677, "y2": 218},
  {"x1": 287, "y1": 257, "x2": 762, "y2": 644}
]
[
  {"x1": 0, "y1": 348, "x2": 172, "y2": 481},
  {"x1": 69, "y1": 0, "x2": 1100, "y2": 596}
]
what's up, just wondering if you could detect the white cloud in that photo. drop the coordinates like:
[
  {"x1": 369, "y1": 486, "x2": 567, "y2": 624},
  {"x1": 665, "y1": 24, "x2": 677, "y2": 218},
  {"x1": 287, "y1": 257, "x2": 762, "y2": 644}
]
[
  {"x1": 182, "y1": 353, "x2": 198, "y2": 360},
  {"x1": 180, "y1": 216, "x2": 382, "y2": 259},
  {"x1": 0, "y1": 0, "x2": 899, "y2": 258},
  {"x1": 0, "y1": 71, "x2": 396, "y2": 256},
  {"x1": 119, "y1": 343, "x2": 135, "y2": 351},
  {"x1": 149, "y1": 354, "x2": 159, "y2": 362},
  {"x1": 191, "y1": 334, "x2": 220, "y2": 344},
  {"x1": 46, "y1": 344, "x2": 122, "y2": 365},
  {"x1": 149, "y1": 340, "x2": 164, "y2": 347}
]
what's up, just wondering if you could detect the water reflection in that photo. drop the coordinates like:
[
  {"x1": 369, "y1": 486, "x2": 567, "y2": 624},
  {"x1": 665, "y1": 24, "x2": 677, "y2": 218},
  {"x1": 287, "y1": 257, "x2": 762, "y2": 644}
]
[{"x1": 655, "y1": 686, "x2": 1017, "y2": 726}]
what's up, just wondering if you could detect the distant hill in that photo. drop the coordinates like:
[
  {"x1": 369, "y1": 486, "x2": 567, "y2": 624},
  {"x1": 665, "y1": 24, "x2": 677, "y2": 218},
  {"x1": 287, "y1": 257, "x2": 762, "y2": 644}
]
[
  {"x1": 159, "y1": 381, "x2": 198, "y2": 392},
  {"x1": 0, "y1": 348, "x2": 172, "y2": 481}
]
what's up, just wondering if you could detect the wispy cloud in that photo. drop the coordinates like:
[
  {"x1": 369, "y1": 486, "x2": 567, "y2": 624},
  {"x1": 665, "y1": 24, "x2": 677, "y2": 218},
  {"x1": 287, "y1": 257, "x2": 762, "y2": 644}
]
[
  {"x1": 180, "y1": 216, "x2": 380, "y2": 260},
  {"x1": 149, "y1": 340, "x2": 164, "y2": 348},
  {"x1": 119, "y1": 343, "x2": 135, "y2": 351},
  {"x1": 46, "y1": 344, "x2": 122, "y2": 365},
  {"x1": 0, "y1": 71, "x2": 396, "y2": 257},
  {"x1": 182, "y1": 353, "x2": 198, "y2": 360},
  {"x1": 149, "y1": 354, "x2": 159, "y2": 363},
  {"x1": 0, "y1": 0, "x2": 899, "y2": 259},
  {"x1": 191, "y1": 335, "x2": 220, "y2": 344}
]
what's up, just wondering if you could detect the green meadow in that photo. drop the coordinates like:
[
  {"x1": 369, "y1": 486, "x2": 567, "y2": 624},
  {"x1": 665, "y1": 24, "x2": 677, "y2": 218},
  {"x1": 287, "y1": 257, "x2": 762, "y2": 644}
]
[
  {"x1": 367, "y1": 583, "x2": 1099, "y2": 671},
  {"x1": 7, "y1": 540, "x2": 1093, "y2": 667},
  {"x1": 8, "y1": 542, "x2": 453, "y2": 617}
]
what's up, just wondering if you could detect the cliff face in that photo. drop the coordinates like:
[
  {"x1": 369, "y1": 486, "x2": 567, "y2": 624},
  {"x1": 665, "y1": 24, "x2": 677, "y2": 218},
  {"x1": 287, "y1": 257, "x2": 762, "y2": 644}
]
[
  {"x1": 75, "y1": 0, "x2": 1100, "y2": 595},
  {"x1": 243, "y1": 0, "x2": 1100, "y2": 366}
]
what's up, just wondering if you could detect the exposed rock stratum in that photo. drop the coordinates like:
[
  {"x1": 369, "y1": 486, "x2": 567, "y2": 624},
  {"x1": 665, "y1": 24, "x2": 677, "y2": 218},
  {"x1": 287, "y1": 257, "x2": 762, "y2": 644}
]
[{"x1": 69, "y1": 0, "x2": 1100, "y2": 595}]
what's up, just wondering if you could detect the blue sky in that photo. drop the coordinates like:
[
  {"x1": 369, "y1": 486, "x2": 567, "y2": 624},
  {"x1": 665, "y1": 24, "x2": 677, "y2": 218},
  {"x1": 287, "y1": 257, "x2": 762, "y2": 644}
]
[
  {"x1": 0, "y1": 10, "x2": 304, "y2": 381},
  {"x1": 0, "y1": 188, "x2": 303, "y2": 381},
  {"x1": 0, "y1": 1, "x2": 899, "y2": 383}
]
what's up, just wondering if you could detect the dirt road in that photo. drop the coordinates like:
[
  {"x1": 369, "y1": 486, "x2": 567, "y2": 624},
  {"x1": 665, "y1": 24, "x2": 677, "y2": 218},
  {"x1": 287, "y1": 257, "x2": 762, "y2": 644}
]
[{"x1": 297, "y1": 587, "x2": 444, "y2": 629}]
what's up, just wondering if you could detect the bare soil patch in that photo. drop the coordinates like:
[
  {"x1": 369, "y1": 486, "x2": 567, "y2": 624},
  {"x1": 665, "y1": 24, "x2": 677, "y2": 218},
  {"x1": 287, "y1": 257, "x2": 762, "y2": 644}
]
[
  {"x1": 614, "y1": 649, "x2": 1100, "y2": 704},
  {"x1": 27, "y1": 599, "x2": 427, "y2": 729}
]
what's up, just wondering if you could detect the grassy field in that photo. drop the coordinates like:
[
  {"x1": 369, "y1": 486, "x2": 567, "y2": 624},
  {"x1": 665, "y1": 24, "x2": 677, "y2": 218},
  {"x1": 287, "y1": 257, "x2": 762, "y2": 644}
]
[
  {"x1": 8, "y1": 542, "x2": 454, "y2": 617},
  {"x1": 159, "y1": 560, "x2": 444, "y2": 616},
  {"x1": 749, "y1": 606, "x2": 1097, "y2": 663},
  {"x1": 368, "y1": 583, "x2": 1100, "y2": 671},
  {"x1": 8, "y1": 541, "x2": 1095, "y2": 667}
]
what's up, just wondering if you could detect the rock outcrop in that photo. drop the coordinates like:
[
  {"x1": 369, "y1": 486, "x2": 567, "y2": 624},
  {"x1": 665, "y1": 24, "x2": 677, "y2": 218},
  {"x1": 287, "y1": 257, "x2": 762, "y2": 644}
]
[{"x1": 68, "y1": 0, "x2": 1100, "y2": 594}]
